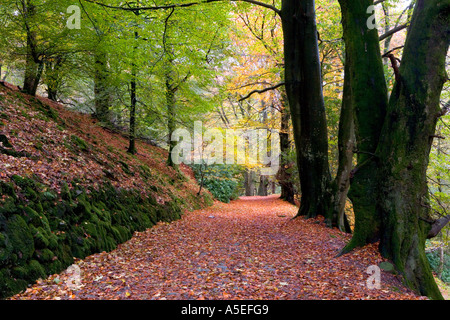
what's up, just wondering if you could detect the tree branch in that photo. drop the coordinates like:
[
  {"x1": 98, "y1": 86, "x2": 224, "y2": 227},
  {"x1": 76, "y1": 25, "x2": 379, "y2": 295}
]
[
  {"x1": 238, "y1": 82, "x2": 285, "y2": 101},
  {"x1": 382, "y1": 45, "x2": 404, "y2": 57},
  {"x1": 438, "y1": 100, "x2": 450, "y2": 117},
  {"x1": 172, "y1": 71, "x2": 191, "y2": 92},
  {"x1": 379, "y1": 23, "x2": 409, "y2": 42},
  {"x1": 83, "y1": 0, "x2": 281, "y2": 15},
  {"x1": 386, "y1": 53, "x2": 401, "y2": 83},
  {"x1": 162, "y1": 7, "x2": 175, "y2": 55},
  {"x1": 427, "y1": 215, "x2": 450, "y2": 239}
]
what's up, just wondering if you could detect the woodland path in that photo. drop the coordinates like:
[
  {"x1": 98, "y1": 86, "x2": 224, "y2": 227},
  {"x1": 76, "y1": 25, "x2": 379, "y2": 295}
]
[{"x1": 11, "y1": 195, "x2": 423, "y2": 300}]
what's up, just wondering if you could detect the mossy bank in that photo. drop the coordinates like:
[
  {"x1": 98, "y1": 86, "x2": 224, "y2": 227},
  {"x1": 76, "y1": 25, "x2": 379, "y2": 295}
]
[
  {"x1": 0, "y1": 174, "x2": 212, "y2": 298},
  {"x1": 0, "y1": 84, "x2": 214, "y2": 299}
]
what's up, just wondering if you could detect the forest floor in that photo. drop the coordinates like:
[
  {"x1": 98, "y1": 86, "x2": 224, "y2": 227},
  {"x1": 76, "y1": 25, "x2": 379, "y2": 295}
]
[{"x1": 9, "y1": 195, "x2": 428, "y2": 300}]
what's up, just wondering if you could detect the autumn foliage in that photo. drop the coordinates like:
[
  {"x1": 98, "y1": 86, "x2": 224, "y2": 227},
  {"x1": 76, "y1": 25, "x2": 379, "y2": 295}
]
[{"x1": 0, "y1": 83, "x2": 213, "y2": 298}]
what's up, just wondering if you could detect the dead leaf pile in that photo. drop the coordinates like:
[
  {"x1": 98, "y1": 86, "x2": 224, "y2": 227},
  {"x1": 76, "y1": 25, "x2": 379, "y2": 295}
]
[
  {"x1": 10, "y1": 195, "x2": 425, "y2": 300},
  {"x1": 0, "y1": 83, "x2": 202, "y2": 206}
]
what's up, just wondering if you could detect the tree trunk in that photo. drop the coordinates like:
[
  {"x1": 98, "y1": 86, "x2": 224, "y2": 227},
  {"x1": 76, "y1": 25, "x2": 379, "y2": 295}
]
[
  {"x1": 438, "y1": 247, "x2": 444, "y2": 280},
  {"x1": 127, "y1": 67, "x2": 137, "y2": 155},
  {"x1": 281, "y1": 0, "x2": 332, "y2": 220},
  {"x1": 244, "y1": 168, "x2": 255, "y2": 196},
  {"x1": 23, "y1": 58, "x2": 43, "y2": 96},
  {"x1": 165, "y1": 58, "x2": 177, "y2": 167},
  {"x1": 337, "y1": 0, "x2": 388, "y2": 252},
  {"x1": 47, "y1": 86, "x2": 58, "y2": 101},
  {"x1": 258, "y1": 174, "x2": 268, "y2": 196},
  {"x1": 381, "y1": 2, "x2": 392, "y2": 66},
  {"x1": 22, "y1": 0, "x2": 42, "y2": 96},
  {"x1": 45, "y1": 56, "x2": 64, "y2": 101},
  {"x1": 278, "y1": 89, "x2": 295, "y2": 204},
  {"x1": 377, "y1": 0, "x2": 448, "y2": 300},
  {"x1": 94, "y1": 49, "x2": 111, "y2": 123},
  {"x1": 127, "y1": 30, "x2": 139, "y2": 155},
  {"x1": 330, "y1": 54, "x2": 354, "y2": 233}
]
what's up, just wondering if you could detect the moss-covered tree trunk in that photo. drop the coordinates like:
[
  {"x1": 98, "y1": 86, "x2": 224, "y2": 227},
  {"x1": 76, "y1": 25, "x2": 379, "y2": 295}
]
[
  {"x1": 165, "y1": 57, "x2": 177, "y2": 167},
  {"x1": 278, "y1": 91, "x2": 295, "y2": 204},
  {"x1": 337, "y1": 0, "x2": 388, "y2": 252},
  {"x1": 376, "y1": 0, "x2": 449, "y2": 300},
  {"x1": 22, "y1": 0, "x2": 43, "y2": 96},
  {"x1": 330, "y1": 55, "x2": 354, "y2": 233},
  {"x1": 281, "y1": 0, "x2": 332, "y2": 219},
  {"x1": 127, "y1": 6, "x2": 141, "y2": 155},
  {"x1": 93, "y1": 49, "x2": 111, "y2": 123},
  {"x1": 44, "y1": 56, "x2": 64, "y2": 102},
  {"x1": 23, "y1": 56, "x2": 43, "y2": 97},
  {"x1": 127, "y1": 30, "x2": 139, "y2": 155}
]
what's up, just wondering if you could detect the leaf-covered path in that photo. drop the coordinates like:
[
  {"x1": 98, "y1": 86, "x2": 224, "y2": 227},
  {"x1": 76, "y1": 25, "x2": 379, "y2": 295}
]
[{"x1": 11, "y1": 195, "x2": 424, "y2": 300}]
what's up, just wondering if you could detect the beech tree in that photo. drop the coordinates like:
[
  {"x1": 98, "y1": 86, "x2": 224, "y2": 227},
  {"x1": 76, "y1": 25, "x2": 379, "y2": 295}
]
[
  {"x1": 225, "y1": 6, "x2": 295, "y2": 202},
  {"x1": 339, "y1": 0, "x2": 449, "y2": 299},
  {"x1": 280, "y1": 0, "x2": 333, "y2": 219},
  {"x1": 0, "y1": 0, "x2": 77, "y2": 96},
  {"x1": 338, "y1": 0, "x2": 389, "y2": 253},
  {"x1": 377, "y1": 0, "x2": 449, "y2": 299},
  {"x1": 230, "y1": 0, "x2": 350, "y2": 223}
]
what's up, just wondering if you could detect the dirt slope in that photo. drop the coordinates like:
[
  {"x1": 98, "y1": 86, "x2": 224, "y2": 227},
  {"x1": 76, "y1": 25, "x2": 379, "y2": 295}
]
[{"x1": 0, "y1": 82, "x2": 213, "y2": 298}]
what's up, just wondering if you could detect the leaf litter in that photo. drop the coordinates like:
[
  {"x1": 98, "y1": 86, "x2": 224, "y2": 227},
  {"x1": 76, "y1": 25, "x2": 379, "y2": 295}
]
[{"x1": 10, "y1": 195, "x2": 425, "y2": 300}]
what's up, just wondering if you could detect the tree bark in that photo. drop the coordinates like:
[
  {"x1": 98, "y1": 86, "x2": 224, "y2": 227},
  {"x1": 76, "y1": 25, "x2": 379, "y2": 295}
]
[
  {"x1": 244, "y1": 168, "x2": 255, "y2": 196},
  {"x1": 258, "y1": 174, "x2": 268, "y2": 196},
  {"x1": 128, "y1": 4, "x2": 142, "y2": 155},
  {"x1": 278, "y1": 92, "x2": 295, "y2": 204},
  {"x1": 330, "y1": 54, "x2": 354, "y2": 233},
  {"x1": 281, "y1": 0, "x2": 332, "y2": 220},
  {"x1": 93, "y1": 49, "x2": 111, "y2": 123},
  {"x1": 127, "y1": 30, "x2": 139, "y2": 155},
  {"x1": 45, "y1": 56, "x2": 64, "y2": 101},
  {"x1": 22, "y1": 0, "x2": 43, "y2": 96},
  {"x1": 377, "y1": 0, "x2": 449, "y2": 299},
  {"x1": 23, "y1": 58, "x2": 43, "y2": 96},
  {"x1": 438, "y1": 247, "x2": 444, "y2": 280},
  {"x1": 338, "y1": 0, "x2": 388, "y2": 252},
  {"x1": 165, "y1": 57, "x2": 177, "y2": 167}
]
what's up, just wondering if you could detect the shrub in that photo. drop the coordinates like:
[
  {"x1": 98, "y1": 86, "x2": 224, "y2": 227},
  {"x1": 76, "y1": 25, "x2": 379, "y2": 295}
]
[
  {"x1": 191, "y1": 164, "x2": 243, "y2": 203},
  {"x1": 426, "y1": 249, "x2": 450, "y2": 283}
]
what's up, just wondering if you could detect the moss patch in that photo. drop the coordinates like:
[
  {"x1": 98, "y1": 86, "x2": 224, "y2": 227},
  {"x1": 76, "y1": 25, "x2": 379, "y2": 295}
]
[{"x1": 0, "y1": 176, "x2": 184, "y2": 299}]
